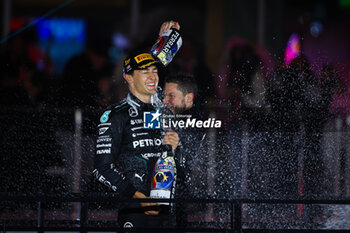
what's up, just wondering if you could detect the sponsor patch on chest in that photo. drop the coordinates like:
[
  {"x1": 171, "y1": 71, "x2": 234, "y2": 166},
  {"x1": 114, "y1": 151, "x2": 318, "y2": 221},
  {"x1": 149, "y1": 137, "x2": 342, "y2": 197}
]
[{"x1": 132, "y1": 138, "x2": 163, "y2": 148}]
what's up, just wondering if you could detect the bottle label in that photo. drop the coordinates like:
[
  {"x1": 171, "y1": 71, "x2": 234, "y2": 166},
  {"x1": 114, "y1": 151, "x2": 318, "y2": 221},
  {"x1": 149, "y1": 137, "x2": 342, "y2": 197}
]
[
  {"x1": 151, "y1": 156, "x2": 175, "y2": 190},
  {"x1": 150, "y1": 29, "x2": 182, "y2": 66},
  {"x1": 150, "y1": 151, "x2": 175, "y2": 205},
  {"x1": 150, "y1": 189, "x2": 171, "y2": 199}
]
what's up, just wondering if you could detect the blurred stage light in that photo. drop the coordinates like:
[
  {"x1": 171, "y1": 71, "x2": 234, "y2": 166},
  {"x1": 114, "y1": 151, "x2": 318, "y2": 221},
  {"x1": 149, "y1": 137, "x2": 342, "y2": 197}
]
[
  {"x1": 112, "y1": 32, "x2": 129, "y2": 49},
  {"x1": 36, "y1": 18, "x2": 86, "y2": 75},
  {"x1": 284, "y1": 33, "x2": 301, "y2": 66},
  {"x1": 310, "y1": 21, "x2": 323, "y2": 38},
  {"x1": 37, "y1": 18, "x2": 86, "y2": 42},
  {"x1": 339, "y1": 0, "x2": 350, "y2": 8}
]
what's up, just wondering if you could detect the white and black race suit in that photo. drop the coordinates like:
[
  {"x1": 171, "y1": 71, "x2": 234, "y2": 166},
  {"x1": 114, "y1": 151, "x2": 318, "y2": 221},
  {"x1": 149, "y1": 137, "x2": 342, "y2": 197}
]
[{"x1": 92, "y1": 93, "x2": 165, "y2": 207}]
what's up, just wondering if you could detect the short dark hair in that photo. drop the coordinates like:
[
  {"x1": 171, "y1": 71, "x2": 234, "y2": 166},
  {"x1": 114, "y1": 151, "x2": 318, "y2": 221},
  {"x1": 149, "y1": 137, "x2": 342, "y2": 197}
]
[{"x1": 165, "y1": 73, "x2": 198, "y2": 99}]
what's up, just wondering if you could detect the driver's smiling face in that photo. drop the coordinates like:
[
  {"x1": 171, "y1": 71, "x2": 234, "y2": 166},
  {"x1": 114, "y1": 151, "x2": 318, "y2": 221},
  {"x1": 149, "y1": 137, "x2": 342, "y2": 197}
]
[{"x1": 127, "y1": 65, "x2": 159, "y2": 102}]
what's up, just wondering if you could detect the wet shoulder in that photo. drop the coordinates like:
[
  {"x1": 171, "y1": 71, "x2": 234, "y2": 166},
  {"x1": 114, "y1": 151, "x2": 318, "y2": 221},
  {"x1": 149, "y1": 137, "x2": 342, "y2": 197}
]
[
  {"x1": 99, "y1": 100, "x2": 130, "y2": 124},
  {"x1": 111, "y1": 100, "x2": 131, "y2": 114}
]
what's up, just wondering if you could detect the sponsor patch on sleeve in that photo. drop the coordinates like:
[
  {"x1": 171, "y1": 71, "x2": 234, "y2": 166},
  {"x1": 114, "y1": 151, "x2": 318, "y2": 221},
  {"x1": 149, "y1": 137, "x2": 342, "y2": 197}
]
[
  {"x1": 99, "y1": 127, "x2": 109, "y2": 135},
  {"x1": 100, "y1": 110, "x2": 112, "y2": 123}
]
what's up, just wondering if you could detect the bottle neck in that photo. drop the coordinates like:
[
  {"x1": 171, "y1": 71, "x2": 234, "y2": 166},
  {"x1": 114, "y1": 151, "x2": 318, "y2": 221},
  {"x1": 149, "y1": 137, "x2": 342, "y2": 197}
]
[{"x1": 163, "y1": 144, "x2": 173, "y2": 156}]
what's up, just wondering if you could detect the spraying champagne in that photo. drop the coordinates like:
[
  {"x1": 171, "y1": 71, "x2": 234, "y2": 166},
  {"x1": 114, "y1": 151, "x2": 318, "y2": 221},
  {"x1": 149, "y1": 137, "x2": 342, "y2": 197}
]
[{"x1": 150, "y1": 28, "x2": 182, "y2": 67}]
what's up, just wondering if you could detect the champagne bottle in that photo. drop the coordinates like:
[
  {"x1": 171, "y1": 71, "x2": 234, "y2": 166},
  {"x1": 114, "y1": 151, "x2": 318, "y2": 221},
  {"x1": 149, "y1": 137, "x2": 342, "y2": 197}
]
[
  {"x1": 150, "y1": 28, "x2": 182, "y2": 67},
  {"x1": 150, "y1": 145, "x2": 176, "y2": 205}
]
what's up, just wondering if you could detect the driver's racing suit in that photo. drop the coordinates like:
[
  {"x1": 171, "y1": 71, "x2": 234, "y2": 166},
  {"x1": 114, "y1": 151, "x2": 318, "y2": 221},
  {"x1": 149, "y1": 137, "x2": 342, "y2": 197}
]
[{"x1": 92, "y1": 93, "x2": 164, "y2": 200}]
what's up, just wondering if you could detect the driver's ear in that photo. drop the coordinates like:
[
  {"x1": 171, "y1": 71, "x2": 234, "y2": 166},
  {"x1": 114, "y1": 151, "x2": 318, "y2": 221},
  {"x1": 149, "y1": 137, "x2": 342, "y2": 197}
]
[{"x1": 124, "y1": 73, "x2": 133, "y2": 85}]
